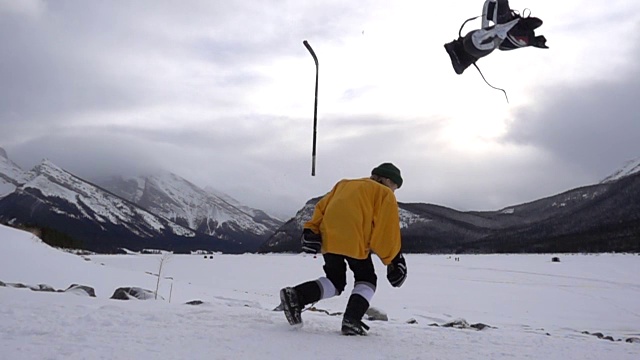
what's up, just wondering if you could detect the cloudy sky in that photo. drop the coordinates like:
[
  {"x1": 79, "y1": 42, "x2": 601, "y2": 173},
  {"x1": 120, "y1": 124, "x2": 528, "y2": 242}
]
[{"x1": 1, "y1": 0, "x2": 639, "y2": 219}]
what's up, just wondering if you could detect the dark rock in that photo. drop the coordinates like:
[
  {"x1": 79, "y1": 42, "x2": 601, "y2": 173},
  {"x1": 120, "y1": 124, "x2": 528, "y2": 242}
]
[
  {"x1": 7, "y1": 283, "x2": 27, "y2": 288},
  {"x1": 365, "y1": 307, "x2": 388, "y2": 321},
  {"x1": 584, "y1": 331, "x2": 631, "y2": 342},
  {"x1": 30, "y1": 284, "x2": 56, "y2": 292},
  {"x1": 551, "y1": 257, "x2": 560, "y2": 262},
  {"x1": 65, "y1": 284, "x2": 97, "y2": 297},
  {"x1": 442, "y1": 319, "x2": 470, "y2": 328},
  {"x1": 440, "y1": 319, "x2": 495, "y2": 330},
  {"x1": 111, "y1": 287, "x2": 157, "y2": 300},
  {"x1": 185, "y1": 300, "x2": 204, "y2": 305},
  {"x1": 470, "y1": 323, "x2": 493, "y2": 330},
  {"x1": 0, "y1": 280, "x2": 5, "y2": 287},
  {"x1": 626, "y1": 337, "x2": 640, "y2": 343}
]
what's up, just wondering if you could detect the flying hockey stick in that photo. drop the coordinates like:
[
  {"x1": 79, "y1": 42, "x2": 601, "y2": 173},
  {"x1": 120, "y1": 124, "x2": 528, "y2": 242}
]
[{"x1": 303, "y1": 40, "x2": 319, "y2": 176}]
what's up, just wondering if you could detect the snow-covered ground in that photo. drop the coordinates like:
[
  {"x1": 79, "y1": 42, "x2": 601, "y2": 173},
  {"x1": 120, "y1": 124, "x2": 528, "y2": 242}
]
[{"x1": 1, "y1": 224, "x2": 639, "y2": 359}]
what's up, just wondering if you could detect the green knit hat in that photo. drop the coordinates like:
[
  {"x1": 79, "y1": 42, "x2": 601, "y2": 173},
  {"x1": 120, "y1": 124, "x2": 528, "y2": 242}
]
[{"x1": 371, "y1": 163, "x2": 403, "y2": 188}]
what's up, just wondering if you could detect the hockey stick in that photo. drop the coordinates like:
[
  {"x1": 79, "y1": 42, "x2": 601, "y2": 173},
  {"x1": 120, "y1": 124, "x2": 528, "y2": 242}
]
[{"x1": 303, "y1": 40, "x2": 319, "y2": 176}]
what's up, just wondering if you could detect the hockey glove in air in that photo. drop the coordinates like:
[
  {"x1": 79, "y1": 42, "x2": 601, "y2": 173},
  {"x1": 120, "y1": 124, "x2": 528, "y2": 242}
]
[
  {"x1": 301, "y1": 229, "x2": 322, "y2": 254},
  {"x1": 386, "y1": 253, "x2": 407, "y2": 288}
]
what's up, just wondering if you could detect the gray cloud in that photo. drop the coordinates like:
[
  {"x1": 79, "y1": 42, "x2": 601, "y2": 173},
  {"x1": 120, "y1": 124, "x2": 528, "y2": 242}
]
[
  {"x1": 503, "y1": 43, "x2": 640, "y2": 179},
  {"x1": 9, "y1": 132, "x2": 161, "y2": 179},
  {"x1": 0, "y1": 0, "x2": 374, "y2": 139},
  {"x1": 1, "y1": 1, "x2": 639, "y2": 218}
]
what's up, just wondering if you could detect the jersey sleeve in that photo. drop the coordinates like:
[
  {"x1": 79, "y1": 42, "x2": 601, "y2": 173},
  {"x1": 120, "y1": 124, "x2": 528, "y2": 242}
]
[{"x1": 370, "y1": 190, "x2": 402, "y2": 265}]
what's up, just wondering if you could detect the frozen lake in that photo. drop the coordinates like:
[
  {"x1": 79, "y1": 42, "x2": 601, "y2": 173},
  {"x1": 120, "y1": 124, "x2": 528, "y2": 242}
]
[{"x1": 1, "y1": 224, "x2": 639, "y2": 359}]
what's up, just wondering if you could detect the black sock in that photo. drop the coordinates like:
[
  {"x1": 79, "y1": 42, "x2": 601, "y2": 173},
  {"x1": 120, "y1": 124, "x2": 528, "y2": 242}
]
[
  {"x1": 343, "y1": 294, "x2": 369, "y2": 321},
  {"x1": 293, "y1": 281, "x2": 321, "y2": 306}
]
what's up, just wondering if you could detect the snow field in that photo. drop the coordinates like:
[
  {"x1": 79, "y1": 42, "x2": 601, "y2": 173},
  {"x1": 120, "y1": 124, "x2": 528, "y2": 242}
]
[{"x1": 1, "y1": 224, "x2": 639, "y2": 359}]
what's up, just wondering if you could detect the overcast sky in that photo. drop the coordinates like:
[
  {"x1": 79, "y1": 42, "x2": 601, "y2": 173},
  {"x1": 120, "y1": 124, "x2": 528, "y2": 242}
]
[{"x1": 1, "y1": 0, "x2": 639, "y2": 219}]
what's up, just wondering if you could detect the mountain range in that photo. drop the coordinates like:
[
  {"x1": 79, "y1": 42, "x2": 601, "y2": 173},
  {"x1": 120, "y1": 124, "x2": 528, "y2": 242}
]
[
  {"x1": 260, "y1": 161, "x2": 640, "y2": 254},
  {"x1": 1, "y1": 147, "x2": 639, "y2": 254},
  {"x1": 0, "y1": 148, "x2": 283, "y2": 253}
]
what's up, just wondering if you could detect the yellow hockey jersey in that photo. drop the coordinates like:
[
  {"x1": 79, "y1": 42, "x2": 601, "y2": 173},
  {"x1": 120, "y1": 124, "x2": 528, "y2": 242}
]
[{"x1": 304, "y1": 178, "x2": 402, "y2": 265}]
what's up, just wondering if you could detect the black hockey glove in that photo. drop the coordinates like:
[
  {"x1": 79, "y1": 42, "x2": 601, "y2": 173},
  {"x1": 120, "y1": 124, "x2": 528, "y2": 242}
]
[
  {"x1": 386, "y1": 253, "x2": 407, "y2": 288},
  {"x1": 301, "y1": 229, "x2": 322, "y2": 254}
]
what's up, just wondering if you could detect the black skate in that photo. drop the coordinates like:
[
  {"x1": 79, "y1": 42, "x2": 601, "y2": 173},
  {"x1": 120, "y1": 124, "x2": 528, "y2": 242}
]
[
  {"x1": 341, "y1": 318, "x2": 370, "y2": 336},
  {"x1": 280, "y1": 287, "x2": 302, "y2": 326},
  {"x1": 444, "y1": 39, "x2": 476, "y2": 75},
  {"x1": 484, "y1": 0, "x2": 517, "y2": 25}
]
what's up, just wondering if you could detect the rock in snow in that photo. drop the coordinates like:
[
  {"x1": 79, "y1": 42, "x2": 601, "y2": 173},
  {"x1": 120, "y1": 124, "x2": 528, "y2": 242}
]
[
  {"x1": 64, "y1": 284, "x2": 97, "y2": 297},
  {"x1": 110, "y1": 287, "x2": 160, "y2": 300}
]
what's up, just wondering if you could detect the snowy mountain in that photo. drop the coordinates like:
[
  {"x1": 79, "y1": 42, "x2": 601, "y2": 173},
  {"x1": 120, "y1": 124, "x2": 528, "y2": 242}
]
[
  {"x1": 0, "y1": 160, "x2": 243, "y2": 253},
  {"x1": 2, "y1": 148, "x2": 638, "y2": 254},
  {"x1": 0, "y1": 148, "x2": 282, "y2": 253},
  {"x1": 0, "y1": 147, "x2": 29, "y2": 197},
  {"x1": 95, "y1": 173, "x2": 282, "y2": 249},
  {"x1": 261, "y1": 168, "x2": 640, "y2": 254},
  {"x1": 601, "y1": 157, "x2": 640, "y2": 183}
]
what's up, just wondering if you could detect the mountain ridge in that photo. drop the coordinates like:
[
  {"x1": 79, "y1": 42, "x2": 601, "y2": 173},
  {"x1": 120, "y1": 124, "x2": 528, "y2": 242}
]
[
  {"x1": 601, "y1": 157, "x2": 640, "y2": 183},
  {"x1": 2, "y1": 147, "x2": 638, "y2": 253},
  {"x1": 260, "y1": 166, "x2": 640, "y2": 254},
  {"x1": 0, "y1": 149, "x2": 282, "y2": 253},
  {"x1": 95, "y1": 172, "x2": 282, "y2": 249}
]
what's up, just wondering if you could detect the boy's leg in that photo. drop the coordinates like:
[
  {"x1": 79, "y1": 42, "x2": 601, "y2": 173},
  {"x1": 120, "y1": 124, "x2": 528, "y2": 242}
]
[
  {"x1": 341, "y1": 255, "x2": 377, "y2": 335},
  {"x1": 322, "y1": 253, "x2": 348, "y2": 296},
  {"x1": 280, "y1": 253, "x2": 345, "y2": 326}
]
